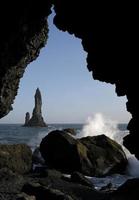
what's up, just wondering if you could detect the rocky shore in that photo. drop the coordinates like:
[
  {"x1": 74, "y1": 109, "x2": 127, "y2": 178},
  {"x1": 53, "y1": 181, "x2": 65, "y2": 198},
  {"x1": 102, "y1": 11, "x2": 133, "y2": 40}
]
[{"x1": 0, "y1": 130, "x2": 139, "y2": 200}]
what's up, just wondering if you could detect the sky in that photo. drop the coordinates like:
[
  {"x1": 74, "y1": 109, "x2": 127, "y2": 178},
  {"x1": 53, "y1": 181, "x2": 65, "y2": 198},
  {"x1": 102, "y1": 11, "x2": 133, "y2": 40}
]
[{"x1": 0, "y1": 11, "x2": 131, "y2": 124}]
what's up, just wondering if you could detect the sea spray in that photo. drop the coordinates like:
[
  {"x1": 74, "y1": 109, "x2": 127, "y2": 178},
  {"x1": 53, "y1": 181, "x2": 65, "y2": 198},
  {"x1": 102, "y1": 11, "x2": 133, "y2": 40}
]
[
  {"x1": 78, "y1": 113, "x2": 139, "y2": 177},
  {"x1": 28, "y1": 126, "x2": 56, "y2": 151},
  {"x1": 77, "y1": 113, "x2": 118, "y2": 140}
]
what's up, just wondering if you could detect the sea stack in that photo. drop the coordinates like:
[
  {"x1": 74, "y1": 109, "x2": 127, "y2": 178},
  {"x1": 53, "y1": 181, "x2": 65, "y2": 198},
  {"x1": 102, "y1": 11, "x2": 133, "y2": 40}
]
[
  {"x1": 24, "y1": 88, "x2": 47, "y2": 127},
  {"x1": 24, "y1": 112, "x2": 30, "y2": 126}
]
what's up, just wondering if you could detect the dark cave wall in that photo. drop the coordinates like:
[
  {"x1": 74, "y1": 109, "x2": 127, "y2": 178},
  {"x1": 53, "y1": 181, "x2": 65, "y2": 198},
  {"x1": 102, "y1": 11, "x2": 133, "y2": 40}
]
[
  {"x1": 0, "y1": 1, "x2": 138, "y2": 158},
  {"x1": 53, "y1": 0, "x2": 139, "y2": 158},
  {"x1": 0, "y1": 1, "x2": 52, "y2": 118}
]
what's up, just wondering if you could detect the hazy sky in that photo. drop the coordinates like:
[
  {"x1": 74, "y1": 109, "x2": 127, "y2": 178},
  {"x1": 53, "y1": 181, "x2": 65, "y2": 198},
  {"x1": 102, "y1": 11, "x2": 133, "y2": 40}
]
[{"x1": 0, "y1": 11, "x2": 131, "y2": 124}]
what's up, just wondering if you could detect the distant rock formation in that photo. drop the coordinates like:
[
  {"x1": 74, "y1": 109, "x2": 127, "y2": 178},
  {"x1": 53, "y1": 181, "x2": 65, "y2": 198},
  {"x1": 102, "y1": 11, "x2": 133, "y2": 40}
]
[
  {"x1": 24, "y1": 88, "x2": 47, "y2": 127},
  {"x1": 24, "y1": 112, "x2": 30, "y2": 126}
]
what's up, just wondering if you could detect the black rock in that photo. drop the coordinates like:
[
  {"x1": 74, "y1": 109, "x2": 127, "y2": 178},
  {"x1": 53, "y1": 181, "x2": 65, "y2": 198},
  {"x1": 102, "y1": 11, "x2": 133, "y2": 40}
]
[
  {"x1": 0, "y1": 144, "x2": 32, "y2": 174},
  {"x1": 40, "y1": 131, "x2": 127, "y2": 176},
  {"x1": 24, "y1": 88, "x2": 47, "y2": 127}
]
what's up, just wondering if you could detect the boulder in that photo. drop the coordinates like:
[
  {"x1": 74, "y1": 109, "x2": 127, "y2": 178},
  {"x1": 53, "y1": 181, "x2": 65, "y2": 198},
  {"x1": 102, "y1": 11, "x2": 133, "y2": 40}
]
[
  {"x1": 63, "y1": 128, "x2": 76, "y2": 136},
  {"x1": 70, "y1": 172, "x2": 94, "y2": 188},
  {"x1": 79, "y1": 134, "x2": 127, "y2": 176},
  {"x1": 40, "y1": 131, "x2": 127, "y2": 176},
  {"x1": 0, "y1": 144, "x2": 32, "y2": 174},
  {"x1": 40, "y1": 130, "x2": 93, "y2": 175}
]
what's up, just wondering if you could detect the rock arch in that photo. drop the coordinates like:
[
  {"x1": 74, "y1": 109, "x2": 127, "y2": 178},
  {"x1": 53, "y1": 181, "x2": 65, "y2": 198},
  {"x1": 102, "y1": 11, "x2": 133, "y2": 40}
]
[{"x1": 0, "y1": 1, "x2": 138, "y2": 158}]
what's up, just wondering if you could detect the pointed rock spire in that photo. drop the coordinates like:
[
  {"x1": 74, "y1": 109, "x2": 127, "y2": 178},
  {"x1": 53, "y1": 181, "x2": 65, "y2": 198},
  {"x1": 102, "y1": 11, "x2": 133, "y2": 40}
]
[{"x1": 24, "y1": 88, "x2": 47, "y2": 127}]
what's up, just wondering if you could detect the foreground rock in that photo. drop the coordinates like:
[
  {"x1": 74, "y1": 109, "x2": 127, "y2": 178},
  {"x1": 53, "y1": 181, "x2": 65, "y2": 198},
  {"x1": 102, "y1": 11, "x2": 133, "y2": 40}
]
[
  {"x1": 40, "y1": 130, "x2": 92, "y2": 175},
  {"x1": 79, "y1": 135, "x2": 127, "y2": 176},
  {"x1": 0, "y1": 168, "x2": 25, "y2": 200},
  {"x1": 24, "y1": 88, "x2": 47, "y2": 127},
  {"x1": 0, "y1": 144, "x2": 32, "y2": 174},
  {"x1": 22, "y1": 173, "x2": 108, "y2": 200},
  {"x1": 1, "y1": 166, "x2": 138, "y2": 200},
  {"x1": 63, "y1": 128, "x2": 77, "y2": 136},
  {"x1": 40, "y1": 130, "x2": 127, "y2": 176},
  {"x1": 70, "y1": 171, "x2": 94, "y2": 188}
]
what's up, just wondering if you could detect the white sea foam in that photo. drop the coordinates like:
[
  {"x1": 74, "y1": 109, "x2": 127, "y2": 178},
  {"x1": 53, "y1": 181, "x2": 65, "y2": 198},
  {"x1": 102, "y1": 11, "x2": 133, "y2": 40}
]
[
  {"x1": 77, "y1": 113, "x2": 118, "y2": 140},
  {"x1": 78, "y1": 113, "x2": 139, "y2": 177}
]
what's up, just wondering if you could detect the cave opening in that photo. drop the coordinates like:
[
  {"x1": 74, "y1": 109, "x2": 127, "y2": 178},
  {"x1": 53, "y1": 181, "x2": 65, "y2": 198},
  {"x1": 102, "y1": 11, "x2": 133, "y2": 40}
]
[
  {"x1": 0, "y1": 10, "x2": 131, "y2": 125},
  {"x1": 0, "y1": 3, "x2": 138, "y2": 199}
]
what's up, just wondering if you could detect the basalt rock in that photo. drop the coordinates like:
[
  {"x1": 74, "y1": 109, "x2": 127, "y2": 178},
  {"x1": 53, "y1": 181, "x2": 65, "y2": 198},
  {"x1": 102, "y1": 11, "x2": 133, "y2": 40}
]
[
  {"x1": 0, "y1": 1, "x2": 51, "y2": 118},
  {"x1": 40, "y1": 130, "x2": 91, "y2": 175},
  {"x1": 24, "y1": 88, "x2": 47, "y2": 127},
  {"x1": 0, "y1": 144, "x2": 32, "y2": 174},
  {"x1": 40, "y1": 131, "x2": 127, "y2": 176},
  {"x1": 52, "y1": 1, "x2": 138, "y2": 159},
  {"x1": 63, "y1": 128, "x2": 77, "y2": 136},
  {"x1": 24, "y1": 112, "x2": 30, "y2": 126},
  {"x1": 79, "y1": 135, "x2": 127, "y2": 176},
  {"x1": 0, "y1": 168, "x2": 25, "y2": 200}
]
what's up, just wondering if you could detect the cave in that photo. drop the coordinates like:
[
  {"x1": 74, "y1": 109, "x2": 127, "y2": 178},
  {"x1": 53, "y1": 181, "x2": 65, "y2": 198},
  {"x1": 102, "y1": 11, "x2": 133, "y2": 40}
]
[{"x1": 0, "y1": 1, "x2": 138, "y2": 158}]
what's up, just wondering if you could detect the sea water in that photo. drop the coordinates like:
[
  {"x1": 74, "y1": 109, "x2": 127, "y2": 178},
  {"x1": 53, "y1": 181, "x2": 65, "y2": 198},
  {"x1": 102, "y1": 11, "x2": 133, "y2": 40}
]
[
  {"x1": 0, "y1": 115, "x2": 136, "y2": 189},
  {"x1": 0, "y1": 123, "x2": 82, "y2": 150}
]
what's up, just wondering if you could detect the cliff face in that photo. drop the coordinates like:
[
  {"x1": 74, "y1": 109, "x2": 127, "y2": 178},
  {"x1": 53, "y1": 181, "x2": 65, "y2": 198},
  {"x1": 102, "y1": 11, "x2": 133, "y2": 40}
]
[
  {"x1": 24, "y1": 88, "x2": 47, "y2": 127},
  {"x1": 0, "y1": 1, "x2": 138, "y2": 158}
]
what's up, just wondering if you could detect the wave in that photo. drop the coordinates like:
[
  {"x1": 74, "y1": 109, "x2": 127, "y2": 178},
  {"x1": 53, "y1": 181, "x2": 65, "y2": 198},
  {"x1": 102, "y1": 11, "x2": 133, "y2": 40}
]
[{"x1": 77, "y1": 113, "x2": 139, "y2": 177}]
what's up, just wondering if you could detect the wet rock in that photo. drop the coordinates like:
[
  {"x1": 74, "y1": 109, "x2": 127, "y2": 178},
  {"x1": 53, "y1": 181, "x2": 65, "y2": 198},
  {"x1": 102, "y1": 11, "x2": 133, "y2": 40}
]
[
  {"x1": 40, "y1": 130, "x2": 127, "y2": 176},
  {"x1": 0, "y1": 168, "x2": 25, "y2": 200},
  {"x1": 70, "y1": 172, "x2": 94, "y2": 188},
  {"x1": 99, "y1": 182, "x2": 113, "y2": 192},
  {"x1": 40, "y1": 131, "x2": 127, "y2": 176},
  {"x1": 22, "y1": 180, "x2": 109, "y2": 200},
  {"x1": 79, "y1": 134, "x2": 127, "y2": 176},
  {"x1": 40, "y1": 130, "x2": 93, "y2": 175},
  {"x1": 63, "y1": 128, "x2": 77, "y2": 136},
  {"x1": 24, "y1": 88, "x2": 47, "y2": 127},
  {"x1": 16, "y1": 193, "x2": 36, "y2": 200},
  {"x1": 40, "y1": 169, "x2": 63, "y2": 179},
  {"x1": 22, "y1": 183, "x2": 74, "y2": 200},
  {"x1": 0, "y1": 144, "x2": 32, "y2": 174}
]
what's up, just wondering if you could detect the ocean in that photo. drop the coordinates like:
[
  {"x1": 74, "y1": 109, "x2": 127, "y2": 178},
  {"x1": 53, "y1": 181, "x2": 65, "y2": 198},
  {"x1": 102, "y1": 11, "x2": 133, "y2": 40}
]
[
  {"x1": 0, "y1": 122, "x2": 133, "y2": 190},
  {"x1": 0, "y1": 123, "x2": 83, "y2": 151},
  {"x1": 0, "y1": 123, "x2": 127, "y2": 150}
]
